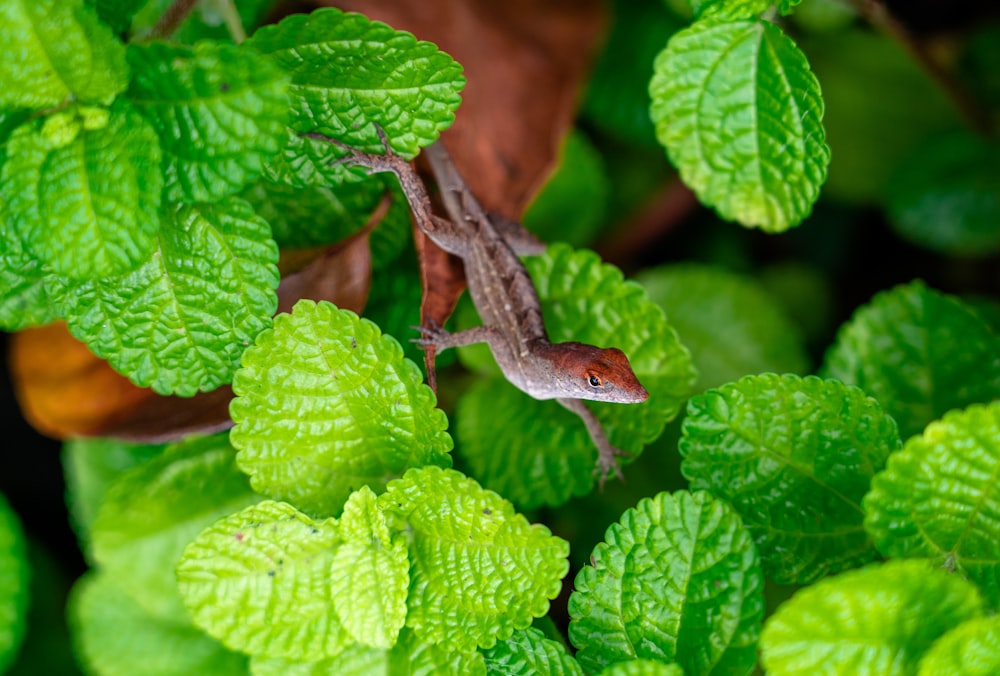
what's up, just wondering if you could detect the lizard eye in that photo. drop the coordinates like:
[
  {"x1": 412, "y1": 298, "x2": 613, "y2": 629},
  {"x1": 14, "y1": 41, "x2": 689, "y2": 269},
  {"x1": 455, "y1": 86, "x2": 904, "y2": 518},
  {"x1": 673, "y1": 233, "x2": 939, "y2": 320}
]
[{"x1": 588, "y1": 374, "x2": 602, "y2": 388}]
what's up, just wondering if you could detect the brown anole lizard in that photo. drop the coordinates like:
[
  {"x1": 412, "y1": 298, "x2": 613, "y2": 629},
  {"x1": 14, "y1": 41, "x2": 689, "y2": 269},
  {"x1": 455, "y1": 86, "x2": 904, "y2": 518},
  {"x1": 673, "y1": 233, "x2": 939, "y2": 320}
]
[{"x1": 305, "y1": 131, "x2": 648, "y2": 483}]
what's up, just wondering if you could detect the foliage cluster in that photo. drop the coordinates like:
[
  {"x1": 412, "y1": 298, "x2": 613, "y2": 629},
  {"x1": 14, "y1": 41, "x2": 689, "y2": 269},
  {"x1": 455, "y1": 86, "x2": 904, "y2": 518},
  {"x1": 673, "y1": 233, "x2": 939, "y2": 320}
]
[{"x1": 1, "y1": 0, "x2": 999, "y2": 674}]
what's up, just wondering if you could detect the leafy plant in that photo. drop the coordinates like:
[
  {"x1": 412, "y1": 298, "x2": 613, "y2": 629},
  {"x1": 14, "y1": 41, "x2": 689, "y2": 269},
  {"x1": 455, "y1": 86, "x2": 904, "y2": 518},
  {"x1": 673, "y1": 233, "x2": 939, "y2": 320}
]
[{"x1": 1, "y1": 0, "x2": 999, "y2": 674}]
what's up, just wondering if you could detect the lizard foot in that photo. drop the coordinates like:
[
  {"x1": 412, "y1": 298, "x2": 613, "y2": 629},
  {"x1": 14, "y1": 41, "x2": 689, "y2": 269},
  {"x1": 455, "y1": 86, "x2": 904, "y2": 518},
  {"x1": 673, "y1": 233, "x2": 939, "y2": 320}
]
[
  {"x1": 409, "y1": 320, "x2": 454, "y2": 351},
  {"x1": 593, "y1": 445, "x2": 632, "y2": 490},
  {"x1": 301, "y1": 124, "x2": 407, "y2": 175}
]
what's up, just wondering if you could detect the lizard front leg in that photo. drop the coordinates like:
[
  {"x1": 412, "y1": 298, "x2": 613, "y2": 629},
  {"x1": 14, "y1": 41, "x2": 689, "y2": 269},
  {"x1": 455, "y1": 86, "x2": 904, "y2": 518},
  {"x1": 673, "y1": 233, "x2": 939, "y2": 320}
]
[{"x1": 557, "y1": 397, "x2": 629, "y2": 488}]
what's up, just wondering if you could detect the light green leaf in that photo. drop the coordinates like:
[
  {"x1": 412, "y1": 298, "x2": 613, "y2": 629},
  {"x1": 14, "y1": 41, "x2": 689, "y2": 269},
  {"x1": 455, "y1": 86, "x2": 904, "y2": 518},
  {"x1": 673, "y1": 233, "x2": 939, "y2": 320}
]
[
  {"x1": 455, "y1": 244, "x2": 696, "y2": 508},
  {"x1": 820, "y1": 280, "x2": 1000, "y2": 439},
  {"x1": 760, "y1": 559, "x2": 985, "y2": 675},
  {"x1": 0, "y1": 493, "x2": 29, "y2": 673},
  {"x1": 177, "y1": 500, "x2": 348, "y2": 661},
  {"x1": 248, "y1": 8, "x2": 464, "y2": 159},
  {"x1": 330, "y1": 487, "x2": 408, "y2": 649},
  {"x1": 482, "y1": 627, "x2": 583, "y2": 676},
  {"x1": 523, "y1": 131, "x2": 609, "y2": 247},
  {"x1": 2, "y1": 99, "x2": 162, "y2": 279},
  {"x1": 680, "y1": 374, "x2": 900, "y2": 583},
  {"x1": 62, "y1": 437, "x2": 165, "y2": 550},
  {"x1": 54, "y1": 197, "x2": 279, "y2": 396},
  {"x1": 249, "y1": 628, "x2": 486, "y2": 676},
  {"x1": 692, "y1": 0, "x2": 802, "y2": 20},
  {"x1": 0, "y1": 0, "x2": 128, "y2": 108},
  {"x1": 650, "y1": 19, "x2": 829, "y2": 232},
  {"x1": 69, "y1": 572, "x2": 248, "y2": 676},
  {"x1": 90, "y1": 433, "x2": 260, "y2": 618},
  {"x1": 598, "y1": 661, "x2": 686, "y2": 676},
  {"x1": 127, "y1": 41, "x2": 289, "y2": 203},
  {"x1": 918, "y1": 615, "x2": 1000, "y2": 676},
  {"x1": 241, "y1": 175, "x2": 411, "y2": 268},
  {"x1": 568, "y1": 491, "x2": 763, "y2": 675},
  {"x1": 381, "y1": 466, "x2": 569, "y2": 652},
  {"x1": 886, "y1": 131, "x2": 1000, "y2": 256},
  {"x1": 864, "y1": 402, "x2": 1000, "y2": 606},
  {"x1": 230, "y1": 299, "x2": 452, "y2": 517},
  {"x1": 637, "y1": 262, "x2": 809, "y2": 392}
]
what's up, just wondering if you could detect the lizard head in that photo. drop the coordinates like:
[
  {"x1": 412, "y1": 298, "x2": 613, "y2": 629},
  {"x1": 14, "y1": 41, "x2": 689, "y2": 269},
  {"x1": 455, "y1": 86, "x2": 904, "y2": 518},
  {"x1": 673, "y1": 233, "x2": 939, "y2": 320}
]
[{"x1": 542, "y1": 342, "x2": 649, "y2": 404}]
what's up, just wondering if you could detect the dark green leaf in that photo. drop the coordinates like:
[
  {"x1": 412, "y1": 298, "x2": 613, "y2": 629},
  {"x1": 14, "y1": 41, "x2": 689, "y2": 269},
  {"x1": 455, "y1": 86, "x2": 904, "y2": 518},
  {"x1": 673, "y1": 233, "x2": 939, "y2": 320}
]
[
  {"x1": 127, "y1": 41, "x2": 289, "y2": 203},
  {"x1": 680, "y1": 374, "x2": 900, "y2": 583},
  {"x1": 0, "y1": 493, "x2": 29, "y2": 673},
  {"x1": 568, "y1": 491, "x2": 763, "y2": 675},
  {"x1": 820, "y1": 280, "x2": 1000, "y2": 439}
]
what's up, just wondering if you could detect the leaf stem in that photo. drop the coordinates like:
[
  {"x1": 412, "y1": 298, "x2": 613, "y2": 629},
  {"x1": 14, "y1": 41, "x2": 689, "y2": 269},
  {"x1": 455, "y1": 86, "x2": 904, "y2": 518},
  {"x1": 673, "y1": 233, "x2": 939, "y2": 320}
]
[
  {"x1": 149, "y1": 0, "x2": 199, "y2": 40},
  {"x1": 212, "y1": 0, "x2": 247, "y2": 43},
  {"x1": 847, "y1": 0, "x2": 995, "y2": 137}
]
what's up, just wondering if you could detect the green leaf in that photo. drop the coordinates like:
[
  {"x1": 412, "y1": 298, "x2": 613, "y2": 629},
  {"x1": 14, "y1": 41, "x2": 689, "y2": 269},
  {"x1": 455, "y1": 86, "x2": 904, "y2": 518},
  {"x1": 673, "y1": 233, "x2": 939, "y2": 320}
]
[
  {"x1": 760, "y1": 559, "x2": 985, "y2": 675},
  {"x1": 2, "y1": 99, "x2": 163, "y2": 279},
  {"x1": 820, "y1": 280, "x2": 1000, "y2": 439},
  {"x1": 241, "y1": 175, "x2": 411, "y2": 268},
  {"x1": 249, "y1": 628, "x2": 486, "y2": 676},
  {"x1": 455, "y1": 244, "x2": 696, "y2": 508},
  {"x1": 637, "y1": 262, "x2": 809, "y2": 392},
  {"x1": 886, "y1": 131, "x2": 1000, "y2": 256},
  {"x1": 582, "y1": 0, "x2": 686, "y2": 147},
  {"x1": 864, "y1": 402, "x2": 1000, "y2": 606},
  {"x1": 0, "y1": 240, "x2": 58, "y2": 331},
  {"x1": 54, "y1": 197, "x2": 279, "y2": 396},
  {"x1": 230, "y1": 299, "x2": 452, "y2": 517},
  {"x1": 87, "y1": 0, "x2": 146, "y2": 34},
  {"x1": 802, "y1": 29, "x2": 959, "y2": 203},
  {"x1": 568, "y1": 490, "x2": 763, "y2": 675},
  {"x1": 692, "y1": 0, "x2": 802, "y2": 20},
  {"x1": 482, "y1": 627, "x2": 583, "y2": 676},
  {"x1": 0, "y1": 493, "x2": 29, "y2": 673},
  {"x1": 177, "y1": 500, "x2": 348, "y2": 661},
  {"x1": 917, "y1": 615, "x2": 1000, "y2": 676},
  {"x1": 380, "y1": 466, "x2": 570, "y2": 652},
  {"x1": 90, "y1": 433, "x2": 260, "y2": 617},
  {"x1": 126, "y1": 41, "x2": 290, "y2": 203},
  {"x1": 62, "y1": 437, "x2": 165, "y2": 550},
  {"x1": 248, "y1": 8, "x2": 464, "y2": 159},
  {"x1": 649, "y1": 19, "x2": 829, "y2": 232},
  {"x1": 0, "y1": 0, "x2": 128, "y2": 108},
  {"x1": 330, "y1": 487, "x2": 408, "y2": 649},
  {"x1": 598, "y1": 661, "x2": 686, "y2": 676},
  {"x1": 69, "y1": 572, "x2": 248, "y2": 676},
  {"x1": 523, "y1": 131, "x2": 610, "y2": 247},
  {"x1": 680, "y1": 374, "x2": 900, "y2": 584},
  {"x1": 262, "y1": 128, "x2": 374, "y2": 188}
]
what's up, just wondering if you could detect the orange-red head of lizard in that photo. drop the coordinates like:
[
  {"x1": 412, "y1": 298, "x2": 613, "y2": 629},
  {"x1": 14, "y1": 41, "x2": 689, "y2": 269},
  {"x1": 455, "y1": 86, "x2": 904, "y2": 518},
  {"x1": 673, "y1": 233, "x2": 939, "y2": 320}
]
[{"x1": 541, "y1": 342, "x2": 649, "y2": 404}]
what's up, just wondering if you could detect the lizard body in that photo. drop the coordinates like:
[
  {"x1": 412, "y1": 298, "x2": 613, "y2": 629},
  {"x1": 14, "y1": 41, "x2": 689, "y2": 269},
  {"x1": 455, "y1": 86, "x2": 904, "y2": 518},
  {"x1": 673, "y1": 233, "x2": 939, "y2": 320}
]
[{"x1": 309, "y1": 132, "x2": 648, "y2": 481}]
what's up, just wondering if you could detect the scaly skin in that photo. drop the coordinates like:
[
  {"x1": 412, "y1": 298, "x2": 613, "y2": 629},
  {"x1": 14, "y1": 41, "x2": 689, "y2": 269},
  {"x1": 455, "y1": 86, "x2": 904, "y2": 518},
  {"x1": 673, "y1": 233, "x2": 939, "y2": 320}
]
[{"x1": 304, "y1": 130, "x2": 648, "y2": 484}]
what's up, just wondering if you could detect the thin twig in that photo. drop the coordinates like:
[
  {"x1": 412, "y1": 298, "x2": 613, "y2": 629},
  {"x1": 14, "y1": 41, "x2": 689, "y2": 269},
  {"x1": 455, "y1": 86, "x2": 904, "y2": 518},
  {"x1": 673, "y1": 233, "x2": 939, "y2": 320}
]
[
  {"x1": 847, "y1": 0, "x2": 995, "y2": 137},
  {"x1": 214, "y1": 0, "x2": 247, "y2": 43},
  {"x1": 149, "y1": 0, "x2": 200, "y2": 40}
]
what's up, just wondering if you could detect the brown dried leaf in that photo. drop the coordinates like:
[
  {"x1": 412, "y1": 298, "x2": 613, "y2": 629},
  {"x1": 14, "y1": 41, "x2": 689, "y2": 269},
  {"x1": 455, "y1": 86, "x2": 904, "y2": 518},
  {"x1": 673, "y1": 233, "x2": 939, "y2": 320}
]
[{"x1": 9, "y1": 197, "x2": 390, "y2": 441}]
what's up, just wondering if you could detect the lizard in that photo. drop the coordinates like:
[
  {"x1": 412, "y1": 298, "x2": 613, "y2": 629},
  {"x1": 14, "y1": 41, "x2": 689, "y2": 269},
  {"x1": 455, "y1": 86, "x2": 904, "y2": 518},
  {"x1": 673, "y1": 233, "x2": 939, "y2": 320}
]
[{"x1": 304, "y1": 130, "x2": 649, "y2": 483}]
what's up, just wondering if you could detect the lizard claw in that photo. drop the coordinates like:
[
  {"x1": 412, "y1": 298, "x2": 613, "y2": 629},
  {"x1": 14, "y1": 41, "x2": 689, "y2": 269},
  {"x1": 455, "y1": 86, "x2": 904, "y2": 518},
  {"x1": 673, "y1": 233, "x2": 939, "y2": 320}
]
[
  {"x1": 409, "y1": 320, "x2": 453, "y2": 350},
  {"x1": 593, "y1": 445, "x2": 631, "y2": 490}
]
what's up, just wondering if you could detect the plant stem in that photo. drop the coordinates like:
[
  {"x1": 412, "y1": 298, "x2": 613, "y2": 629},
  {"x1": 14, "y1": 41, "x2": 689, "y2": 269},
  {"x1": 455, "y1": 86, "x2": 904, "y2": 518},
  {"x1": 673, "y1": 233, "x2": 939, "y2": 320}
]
[
  {"x1": 213, "y1": 0, "x2": 247, "y2": 43},
  {"x1": 847, "y1": 0, "x2": 995, "y2": 137},
  {"x1": 149, "y1": 0, "x2": 200, "y2": 40}
]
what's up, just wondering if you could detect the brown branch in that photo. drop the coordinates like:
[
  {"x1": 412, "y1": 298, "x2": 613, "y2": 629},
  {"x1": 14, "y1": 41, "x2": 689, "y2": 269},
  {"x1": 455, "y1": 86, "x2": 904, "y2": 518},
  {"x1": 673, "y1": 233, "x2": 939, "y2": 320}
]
[
  {"x1": 848, "y1": 0, "x2": 995, "y2": 137},
  {"x1": 597, "y1": 179, "x2": 700, "y2": 268},
  {"x1": 149, "y1": 0, "x2": 200, "y2": 40}
]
